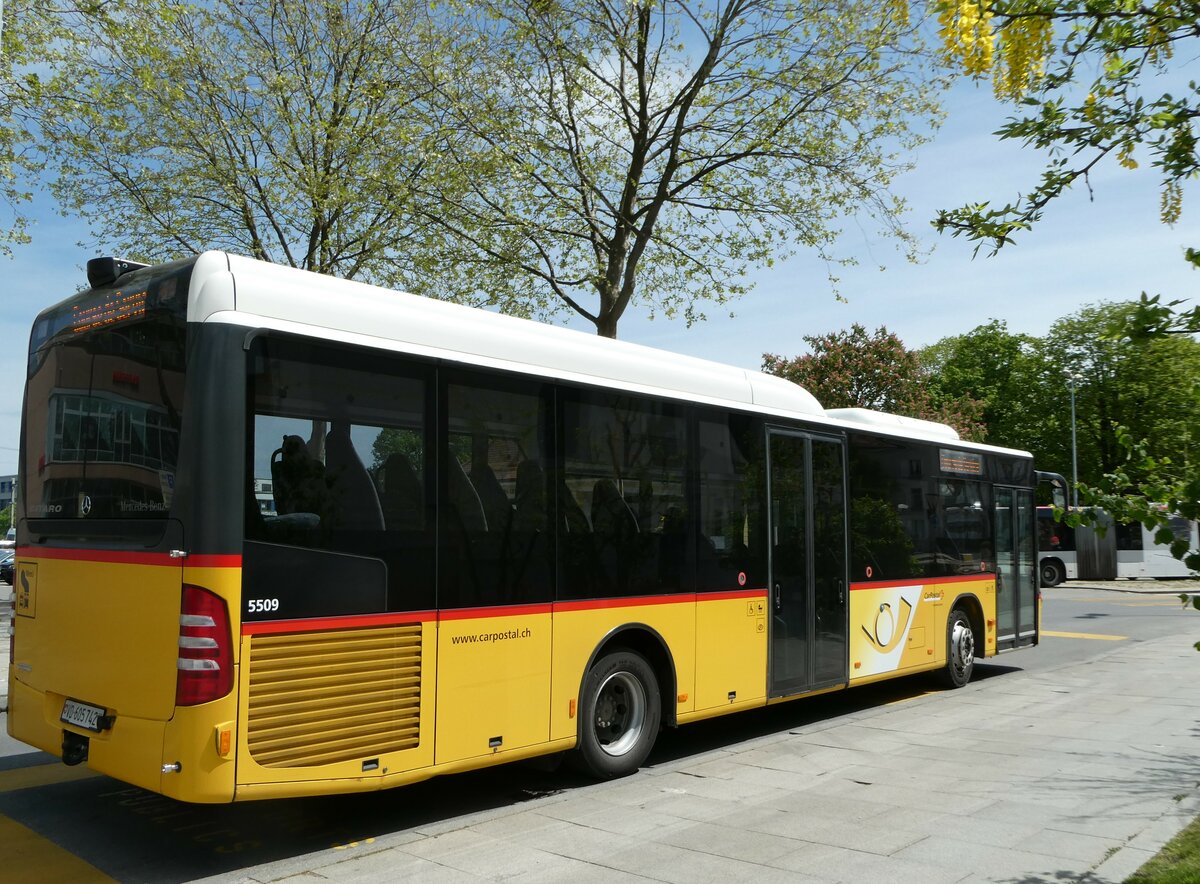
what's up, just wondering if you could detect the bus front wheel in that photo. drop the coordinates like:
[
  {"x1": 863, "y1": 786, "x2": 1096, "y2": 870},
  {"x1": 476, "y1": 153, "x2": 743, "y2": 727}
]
[
  {"x1": 939, "y1": 609, "x2": 975, "y2": 689},
  {"x1": 576, "y1": 649, "x2": 661, "y2": 779},
  {"x1": 1040, "y1": 560, "x2": 1065, "y2": 588}
]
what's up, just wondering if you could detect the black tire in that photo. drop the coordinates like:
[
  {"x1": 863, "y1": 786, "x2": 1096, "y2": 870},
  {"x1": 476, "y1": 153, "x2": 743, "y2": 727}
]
[
  {"x1": 575, "y1": 649, "x2": 661, "y2": 779},
  {"x1": 1040, "y1": 560, "x2": 1064, "y2": 588},
  {"x1": 939, "y1": 608, "x2": 975, "y2": 689}
]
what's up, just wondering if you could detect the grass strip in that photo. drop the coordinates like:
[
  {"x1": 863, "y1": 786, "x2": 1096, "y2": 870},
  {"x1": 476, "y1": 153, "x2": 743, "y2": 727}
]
[{"x1": 1126, "y1": 814, "x2": 1200, "y2": 883}]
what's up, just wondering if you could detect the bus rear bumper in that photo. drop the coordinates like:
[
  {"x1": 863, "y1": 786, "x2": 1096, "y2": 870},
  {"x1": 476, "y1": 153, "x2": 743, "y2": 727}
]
[
  {"x1": 7, "y1": 678, "x2": 62, "y2": 759},
  {"x1": 8, "y1": 678, "x2": 168, "y2": 794}
]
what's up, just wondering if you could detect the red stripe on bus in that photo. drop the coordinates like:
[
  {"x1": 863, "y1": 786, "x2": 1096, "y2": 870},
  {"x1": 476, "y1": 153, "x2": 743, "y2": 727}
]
[
  {"x1": 186, "y1": 554, "x2": 243, "y2": 568},
  {"x1": 14, "y1": 547, "x2": 242, "y2": 568},
  {"x1": 15, "y1": 547, "x2": 176, "y2": 566},
  {"x1": 701, "y1": 588, "x2": 769, "y2": 602},
  {"x1": 553, "y1": 592, "x2": 696, "y2": 613},
  {"x1": 849, "y1": 574, "x2": 994, "y2": 591},
  {"x1": 438, "y1": 603, "x2": 553, "y2": 621},
  {"x1": 241, "y1": 590, "x2": 766, "y2": 635},
  {"x1": 241, "y1": 610, "x2": 437, "y2": 635}
]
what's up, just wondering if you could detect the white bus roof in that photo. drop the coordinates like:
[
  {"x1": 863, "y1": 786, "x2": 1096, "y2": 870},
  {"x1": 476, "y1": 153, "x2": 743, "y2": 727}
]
[{"x1": 186, "y1": 251, "x2": 1029, "y2": 458}]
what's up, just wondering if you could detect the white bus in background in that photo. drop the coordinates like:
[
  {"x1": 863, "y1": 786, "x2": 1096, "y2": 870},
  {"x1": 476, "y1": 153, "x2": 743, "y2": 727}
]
[{"x1": 1038, "y1": 507, "x2": 1199, "y2": 585}]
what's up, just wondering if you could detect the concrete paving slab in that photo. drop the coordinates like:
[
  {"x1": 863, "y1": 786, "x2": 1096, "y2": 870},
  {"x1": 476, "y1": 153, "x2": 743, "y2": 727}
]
[
  {"x1": 771, "y1": 842, "x2": 973, "y2": 884},
  {"x1": 1089, "y1": 845, "x2": 1158, "y2": 884},
  {"x1": 758, "y1": 788, "x2": 894, "y2": 823},
  {"x1": 600, "y1": 838, "x2": 817, "y2": 884},
  {"x1": 895, "y1": 811, "x2": 1045, "y2": 851},
  {"x1": 400, "y1": 828, "x2": 572, "y2": 879},
  {"x1": 516, "y1": 856, "x2": 661, "y2": 883},
  {"x1": 1017, "y1": 827, "x2": 1125, "y2": 864},
  {"x1": 807, "y1": 778, "x2": 998, "y2": 817},
  {"x1": 892, "y1": 835, "x2": 1095, "y2": 880},
  {"x1": 533, "y1": 801, "x2": 690, "y2": 839},
  {"x1": 651, "y1": 819, "x2": 807, "y2": 864},
  {"x1": 783, "y1": 816, "x2": 929, "y2": 856},
  {"x1": 321, "y1": 846, "x2": 490, "y2": 882}
]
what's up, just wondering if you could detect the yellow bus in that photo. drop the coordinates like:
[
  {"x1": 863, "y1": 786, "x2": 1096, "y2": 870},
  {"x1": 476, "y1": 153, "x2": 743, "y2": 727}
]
[{"x1": 8, "y1": 253, "x2": 1039, "y2": 803}]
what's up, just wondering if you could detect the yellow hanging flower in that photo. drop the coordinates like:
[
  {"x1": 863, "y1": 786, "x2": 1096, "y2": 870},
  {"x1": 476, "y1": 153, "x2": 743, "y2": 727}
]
[
  {"x1": 886, "y1": 0, "x2": 910, "y2": 28},
  {"x1": 1161, "y1": 181, "x2": 1183, "y2": 225},
  {"x1": 938, "y1": 0, "x2": 995, "y2": 78},
  {"x1": 994, "y1": 14, "x2": 1053, "y2": 100},
  {"x1": 1117, "y1": 142, "x2": 1138, "y2": 170},
  {"x1": 1146, "y1": 24, "x2": 1174, "y2": 66}
]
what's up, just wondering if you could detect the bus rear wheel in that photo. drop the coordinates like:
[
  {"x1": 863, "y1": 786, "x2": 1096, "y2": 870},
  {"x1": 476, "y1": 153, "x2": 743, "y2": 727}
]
[
  {"x1": 576, "y1": 649, "x2": 661, "y2": 779},
  {"x1": 1040, "y1": 560, "x2": 1065, "y2": 587},
  {"x1": 939, "y1": 609, "x2": 975, "y2": 689}
]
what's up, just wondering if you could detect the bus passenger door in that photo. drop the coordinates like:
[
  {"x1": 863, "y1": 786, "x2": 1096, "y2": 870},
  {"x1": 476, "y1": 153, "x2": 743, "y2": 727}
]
[
  {"x1": 767, "y1": 431, "x2": 848, "y2": 697},
  {"x1": 995, "y1": 487, "x2": 1037, "y2": 649}
]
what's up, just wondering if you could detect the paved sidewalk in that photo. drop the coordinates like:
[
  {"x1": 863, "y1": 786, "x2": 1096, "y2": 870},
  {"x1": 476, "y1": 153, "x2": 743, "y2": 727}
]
[
  {"x1": 2, "y1": 578, "x2": 1196, "y2": 882},
  {"x1": 1066, "y1": 578, "x2": 1198, "y2": 595},
  {"x1": 188, "y1": 628, "x2": 1200, "y2": 884}
]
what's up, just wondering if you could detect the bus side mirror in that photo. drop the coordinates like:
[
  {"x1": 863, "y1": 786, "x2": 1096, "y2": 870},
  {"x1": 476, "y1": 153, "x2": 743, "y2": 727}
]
[{"x1": 1036, "y1": 472, "x2": 1069, "y2": 510}]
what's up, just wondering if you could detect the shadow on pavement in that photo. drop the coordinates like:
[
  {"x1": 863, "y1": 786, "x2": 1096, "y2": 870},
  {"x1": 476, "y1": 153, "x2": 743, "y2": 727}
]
[{"x1": 0, "y1": 665, "x2": 1030, "y2": 883}]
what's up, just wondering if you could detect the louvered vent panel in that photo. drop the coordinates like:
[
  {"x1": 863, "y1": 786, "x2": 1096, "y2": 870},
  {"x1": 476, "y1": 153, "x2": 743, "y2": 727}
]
[{"x1": 247, "y1": 624, "x2": 421, "y2": 768}]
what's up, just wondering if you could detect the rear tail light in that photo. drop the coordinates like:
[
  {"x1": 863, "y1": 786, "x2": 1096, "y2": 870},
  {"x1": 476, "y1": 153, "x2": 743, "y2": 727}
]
[
  {"x1": 7, "y1": 596, "x2": 13, "y2": 665},
  {"x1": 176, "y1": 585, "x2": 233, "y2": 706}
]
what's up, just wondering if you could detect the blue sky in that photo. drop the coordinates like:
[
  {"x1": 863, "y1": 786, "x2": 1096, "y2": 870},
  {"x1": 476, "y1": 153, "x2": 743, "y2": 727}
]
[{"x1": 0, "y1": 78, "x2": 1196, "y2": 477}]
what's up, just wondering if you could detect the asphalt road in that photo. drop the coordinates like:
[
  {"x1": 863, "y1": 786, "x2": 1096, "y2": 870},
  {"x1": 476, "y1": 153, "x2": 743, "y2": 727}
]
[{"x1": 0, "y1": 581, "x2": 1196, "y2": 883}]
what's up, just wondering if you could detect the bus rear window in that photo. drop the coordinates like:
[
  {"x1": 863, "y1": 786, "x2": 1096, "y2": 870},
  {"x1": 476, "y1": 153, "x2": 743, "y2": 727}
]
[{"x1": 22, "y1": 261, "x2": 191, "y2": 521}]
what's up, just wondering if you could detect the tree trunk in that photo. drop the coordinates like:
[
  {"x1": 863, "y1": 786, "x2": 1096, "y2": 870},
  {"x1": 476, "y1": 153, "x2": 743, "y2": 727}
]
[{"x1": 596, "y1": 313, "x2": 618, "y2": 338}]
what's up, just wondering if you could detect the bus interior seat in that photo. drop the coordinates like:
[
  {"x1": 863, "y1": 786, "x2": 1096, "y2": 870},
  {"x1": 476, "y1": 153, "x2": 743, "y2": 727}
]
[
  {"x1": 449, "y1": 457, "x2": 488, "y2": 533},
  {"x1": 591, "y1": 478, "x2": 639, "y2": 539},
  {"x1": 270, "y1": 434, "x2": 328, "y2": 517},
  {"x1": 324, "y1": 422, "x2": 385, "y2": 531},
  {"x1": 635, "y1": 479, "x2": 655, "y2": 529},
  {"x1": 558, "y1": 480, "x2": 591, "y2": 534},
  {"x1": 380, "y1": 452, "x2": 423, "y2": 531},
  {"x1": 513, "y1": 460, "x2": 547, "y2": 532},
  {"x1": 470, "y1": 462, "x2": 513, "y2": 533}
]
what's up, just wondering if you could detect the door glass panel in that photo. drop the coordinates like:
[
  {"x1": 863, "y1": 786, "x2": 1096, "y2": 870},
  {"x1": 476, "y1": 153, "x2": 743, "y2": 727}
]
[
  {"x1": 1017, "y1": 490, "x2": 1037, "y2": 636},
  {"x1": 768, "y1": 432, "x2": 848, "y2": 695},
  {"x1": 995, "y1": 487, "x2": 1015, "y2": 640},
  {"x1": 769, "y1": 433, "x2": 808, "y2": 694},
  {"x1": 811, "y1": 439, "x2": 847, "y2": 685}
]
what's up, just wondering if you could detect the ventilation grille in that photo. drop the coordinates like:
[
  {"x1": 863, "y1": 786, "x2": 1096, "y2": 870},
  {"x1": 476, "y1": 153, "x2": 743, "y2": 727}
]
[{"x1": 247, "y1": 624, "x2": 422, "y2": 768}]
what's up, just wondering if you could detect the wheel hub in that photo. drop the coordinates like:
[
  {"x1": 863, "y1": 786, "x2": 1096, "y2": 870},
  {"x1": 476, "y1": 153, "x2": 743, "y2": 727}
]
[
  {"x1": 594, "y1": 671, "x2": 646, "y2": 757},
  {"x1": 951, "y1": 621, "x2": 974, "y2": 672}
]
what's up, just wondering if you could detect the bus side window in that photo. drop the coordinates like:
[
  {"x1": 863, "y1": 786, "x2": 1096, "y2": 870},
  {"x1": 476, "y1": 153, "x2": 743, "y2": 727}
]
[
  {"x1": 245, "y1": 337, "x2": 434, "y2": 615},
  {"x1": 846, "y1": 435, "x2": 923, "y2": 581},
  {"x1": 696, "y1": 413, "x2": 766, "y2": 592},
  {"x1": 439, "y1": 375, "x2": 553, "y2": 609},
  {"x1": 558, "y1": 390, "x2": 688, "y2": 600}
]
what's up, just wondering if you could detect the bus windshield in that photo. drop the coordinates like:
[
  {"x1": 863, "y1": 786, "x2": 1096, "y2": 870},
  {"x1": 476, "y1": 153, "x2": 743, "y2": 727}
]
[{"x1": 22, "y1": 260, "x2": 193, "y2": 524}]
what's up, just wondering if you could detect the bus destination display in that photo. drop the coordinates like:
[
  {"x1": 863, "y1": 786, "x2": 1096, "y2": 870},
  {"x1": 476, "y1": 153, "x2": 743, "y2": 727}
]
[{"x1": 71, "y1": 289, "x2": 148, "y2": 334}]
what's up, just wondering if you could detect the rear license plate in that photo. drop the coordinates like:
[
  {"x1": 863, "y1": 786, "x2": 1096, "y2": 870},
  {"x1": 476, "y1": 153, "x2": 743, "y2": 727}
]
[{"x1": 60, "y1": 698, "x2": 107, "y2": 733}]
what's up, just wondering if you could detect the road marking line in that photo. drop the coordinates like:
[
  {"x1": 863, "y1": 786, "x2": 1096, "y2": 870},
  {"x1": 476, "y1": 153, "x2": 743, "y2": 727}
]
[
  {"x1": 1053, "y1": 597, "x2": 1182, "y2": 604},
  {"x1": 885, "y1": 691, "x2": 934, "y2": 706},
  {"x1": 0, "y1": 761, "x2": 100, "y2": 793},
  {"x1": 0, "y1": 814, "x2": 115, "y2": 882},
  {"x1": 1041, "y1": 630, "x2": 1128, "y2": 641},
  {"x1": 1114, "y1": 601, "x2": 1185, "y2": 607}
]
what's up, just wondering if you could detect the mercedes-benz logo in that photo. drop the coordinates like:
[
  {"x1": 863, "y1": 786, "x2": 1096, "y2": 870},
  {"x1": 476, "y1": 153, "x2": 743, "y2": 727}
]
[{"x1": 79, "y1": 494, "x2": 93, "y2": 517}]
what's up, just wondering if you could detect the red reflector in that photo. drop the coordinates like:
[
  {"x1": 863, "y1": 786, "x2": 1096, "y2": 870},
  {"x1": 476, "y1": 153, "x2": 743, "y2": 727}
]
[{"x1": 176, "y1": 585, "x2": 233, "y2": 706}]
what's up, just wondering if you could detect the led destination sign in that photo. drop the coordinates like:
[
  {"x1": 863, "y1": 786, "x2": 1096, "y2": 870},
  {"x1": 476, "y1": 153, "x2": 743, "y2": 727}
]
[
  {"x1": 71, "y1": 289, "x2": 148, "y2": 334},
  {"x1": 939, "y1": 449, "x2": 984, "y2": 477}
]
